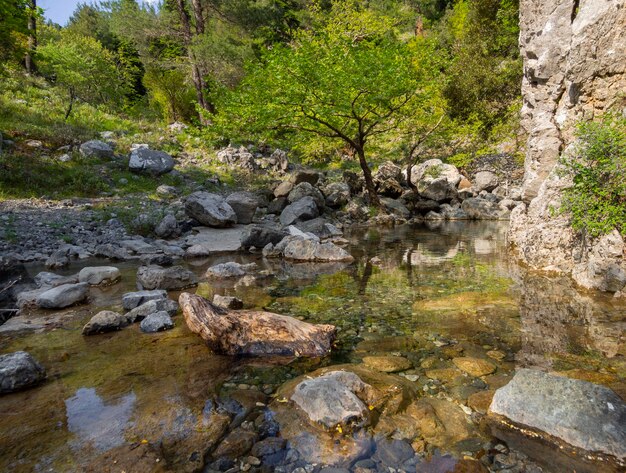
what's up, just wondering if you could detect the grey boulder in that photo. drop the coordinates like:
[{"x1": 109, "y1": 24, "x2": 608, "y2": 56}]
[
  {"x1": 140, "y1": 311, "x2": 174, "y2": 333},
  {"x1": 129, "y1": 148, "x2": 175, "y2": 175},
  {"x1": 79, "y1": 140, "x2": 114, "y2": 159},
  {"x1": 212, "y1": 295, "x2": 244, "y2": 310},
  {"x1": 288, "y1": 182, "x2": 324, "y2": 209},
  {"x1": 82, "y1": 310, "x2": 129, "y2": 335},
  {"x1": 137, "y1": 265, "x2": 197, "y2": 290},
  {"x1": 280, "y1": 196, "x2": 319, "y2": 226},
  {"x1": 0, "y1": 351, "x2": 46, "y2": 394},
  {"x1": 473, "y1": 170, "x2": 499, "y2": 192},
  {"x1": 122, "y1": 289, "x2": 167, "y2": 310},
  {"x1": 185, "y1": 192, "x2": 237, "y2": 228},
  {"x1": 125, "y1": 298, "x2": 179, "y2": 322},
  {"x1": 282, "y1": 237, "x2": 354, "y2": 262},
  {"x1": 226, "y1": 192, "x2": 260, "y2": 224},
  {"x1": 240, "y1": 225, "x2": 287, "y2": 249},
  {"x1": 36, "y1": 282, "x2": 89, "y2": 309},
  {"x1": 78, "y1": 266, "x2": 121, "y2": 286},
  {"x1": 206, "y1": 262, "x2": 256, "y2": 279}
]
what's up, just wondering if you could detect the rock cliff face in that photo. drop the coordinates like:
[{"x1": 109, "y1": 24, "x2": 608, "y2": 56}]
[{"x1": 509, "y1": 0, "x2": 626, "y2": 293}]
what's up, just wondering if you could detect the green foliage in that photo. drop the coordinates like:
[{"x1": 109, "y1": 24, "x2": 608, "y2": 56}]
[
  {"x1": 37, "y1": 30, "x2": 127, "y2": 118},
  {"x1": 559, "y1": 116, "x2": 626, "y2": 238},
  {"x1": 0, "y1": 0, "x2": 30, "y2": 67},
  {"x1": 143, "y1": 67, "x2": 197, "y2": 122}
]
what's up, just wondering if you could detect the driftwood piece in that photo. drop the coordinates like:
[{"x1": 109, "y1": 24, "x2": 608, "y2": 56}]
[{"x1": 179, "y1": 293, "x2": 336, "y2": 357}]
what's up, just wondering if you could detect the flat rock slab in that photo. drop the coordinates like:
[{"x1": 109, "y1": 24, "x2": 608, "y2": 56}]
[
  {"x1": 78, "y1": 266, "x2": 121, "y2": 286},
  {"x1": 362, "y1": 355, "x2": 412, "y2": 373},
  {"x1": 36, "y1": 283, "x2": 89, "y2": 309},
  {"x1": 452, "y1": 357, "x2": 496, "y2": 377},
  {"x1": 179, "y1": 293, "x2": 336, "y2": 356},
  {"x1": 0, "y1": 351, "x2": 46, "y2": 394},
  {"x1": 489, "y1": 369, "x2": 626, "y2": 460},
  {"x1": 136, "y1": 265, "x2": 197, "y2": 290},
  {"x1": 183, "y1": 226, "x2": 247, "y2": 256}
]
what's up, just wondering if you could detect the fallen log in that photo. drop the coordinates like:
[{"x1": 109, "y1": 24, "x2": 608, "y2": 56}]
[{"x1": 179, "y1": 293, "x2": 336, "y2": 357}]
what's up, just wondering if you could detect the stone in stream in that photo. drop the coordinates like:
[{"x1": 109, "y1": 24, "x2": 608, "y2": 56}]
[
  {"x1": 240, "y1": 225, "x2": 286, "y2": 250},
  {"x1": 122, "y1": 289, "x2": 167, "y2": 310},
  {"x1": 36, "y1": 282, "x2": 89, "y2": 309},
  {"x1": 488, "y1": 369, "x2": 626, "y2": 472},
  {"x1": 362, "y1": 355, "x2": 412, "y2": 373},
  {"x1": 452, "y1": 357, "x2": 496, "y2": 377},
  {"x1": 212, "y1": 295, "x2": 244, "y2": 310},
  {"x1": 34, "y1": 271, "x2": 78, "y2": 288},
  {"x1": 184, "y1": 192, "x2": 237, "y2": 228},
  {"x1": 82, "y1": 310, "x2": 129, "y2": 335},
  {"x1": 179, "y1": 293, "x2": 336, "y2": 356},
  {"x1": 78, "y1": 266, "x2": 121, "y2": 286},
  {"x1": 136, "y1": 265, "x2": 197, "y2": 290},
  {"x1": 125, "y1": 298, "x2": 179, "y2": 323},
  {"x1": 128, "y1": 148, "x2": 175, "y2": 175},
  {"x1": 140, "y1": 311, "x2": 174, "y2": 333},
  {"x1": 0, "y1": 351, "x2": 46, "y2": 394},
  {"x1": 205, "y1": 262, "x2": 256, "y2": 279},
  {"x1": 282, "y1": 237, "x2": 354, "y2": 262}
]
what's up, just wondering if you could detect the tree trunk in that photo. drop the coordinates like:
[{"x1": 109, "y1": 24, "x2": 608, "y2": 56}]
[
  {"x1": 64, "y1": 91, "x2": 75, "y2": 121},
  {"x1": 25, "y1": 0, "x2": 37, "y2": 74},
  {"x1": 406, "y1": 161, "x2": 417, "y2": 192},
  {"x1": 355, "y1": 146, "x2": 381, "y2": 207}
]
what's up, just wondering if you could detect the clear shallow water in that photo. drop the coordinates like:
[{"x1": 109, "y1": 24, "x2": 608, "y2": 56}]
[{"x1": 0, "y1": 222, "x2": 624, "y2": 472}]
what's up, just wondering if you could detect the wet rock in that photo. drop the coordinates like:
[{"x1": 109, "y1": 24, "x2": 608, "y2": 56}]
[
  {"x1": 461, "y1": 198, "x2": 506, "y2": 220},
  {"x1": 185, "y1": 192, "x2": 237, "y2": 228},
  {"x1": 212, "y1": 295, "x2": 244, "y2": 310},
  {"x1": 279, "y1": 196, "x2": 319, "y2": 226},
  {"x1": 95, "y1": 243, "x2": 131, "y2": 260},
  {"x1": 240, "y1": 225, "x2": 287, "y2": 249},
  {"x1": 140, "y1": 311, "x2": 174, "y2": 333},
  {"x1": 78, "y1": 266, "x2": 121, "y2": 286},
  {"x1": 380, "y1": 198, "x2": 410, "y2": 219},
  {"x1": 212, "y1": 429, "x2": 257, "y2": 459},
  {"x1": 34, "y1": 271, "x2": 78, "y2": 288},
  {"x1": 472, "y1": 171, "x2": 499, "y2": 192},
  {"x1": 179, "y1": 293, "x2": 336, "y2": 356},
  {"x1": 81, "y1": 443, "x2": 173, "y2": 473},
  {"x1": 362, "y1": 355, "x2": 412, "y2": 373},
  {"x1": 154, "y1": 214, "x2": 179, "y2": 239},
  {"x1": 122, "y1": 289, "x2": 167, "y2": 310},
  {"x1": 82, "y1": 310, "x2": 129, "y2": 335},
  {"x1": 452, "y1": 357, "x2": 496, "y2": 377},
  {"x1": 226, "y1": 192, "x2": 260, "y2": 224},
  {"x1": 36, "y1": 282, "x2": 89, "y2": 309},
  {"x1": 467, "y1": 390, "x2": 495, "y2": 414},
  {"x1": 282, "y1": 237, "x2": 354, "y2": 262},
  {"x1": 291, "y1": 371, "x2": 370, "y2": 428},
  {"x1": 137, "y1": 265, "x2": 197, "y2": 290},
  {"x1": 125, "y1": 298, "x2": 179, "y2": 322},
  {"x1": 0, "y1": 351, "x2": 46, "y2": 394},
  {"x1": 79, "y1": 140, "x2": 114, "y2": 159},
  {"x1": 372, "y1": 438, "x2": 414, "y2": 466},
  {"x1": 45, "y1": 250, "x2": 69, "y2": 269},
  {"x1": 488, "y1": 369, "x2": 626, "y2": 461},
  {"x1": 129, "y1": 148, "x2": 175, "y2": 175},
  {"x1": 206, "y1": 262, "x2": 256, "y2": 279}
]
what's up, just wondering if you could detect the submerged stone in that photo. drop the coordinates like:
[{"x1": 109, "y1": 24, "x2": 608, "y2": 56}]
[{"x1": 0, "y1": 351, "x2": 46, "y2": 394}]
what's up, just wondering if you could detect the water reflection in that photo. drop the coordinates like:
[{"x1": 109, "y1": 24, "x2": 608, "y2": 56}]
[{"x1": 65, "y1": 388, "x2": 136, "y2": 452}]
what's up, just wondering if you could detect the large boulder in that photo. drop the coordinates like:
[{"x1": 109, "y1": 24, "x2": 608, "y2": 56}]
[
  {"x1": 179, "y1": 293, "x2": 336, "y2": 356},
  {"x1": 122, "y1": 289, "x2": 167, "y2": 310},
  {"x1": 375, "y1": 161, "x2": 403, "y2": 182},
  {"x1": 409, "y1": 159, "x2": 461, "y2": 202},
  {"x1": 282, "y1": 237, "x2": 354, "y2": 262},
  {"x1": 488, "y1": 369, "x2": 626, "y2": 471},
  {"x1": 154, "y1": 214, "x2": 179, "y2": 239},
  {"x1": 129, "y1": 148, "x2": 175, "y2": 175},
  {"x1": 78, "y1": 266, "x2": 121, "y2": 286},
  {"x1": 79, "y1": 140, "x2": 114, "y2": 159},
  {"x1": 472, "y1": 171, "x2": 499, "y2": 192},
  {"x1": 279, "y1": 196, "x2": 319, "y2": 226},
  {"x1": 461, "y1": 197, "x2": 507, "y2": 220},
  {"x1": 225, "y1": 192, "x2": 260, "y2": 225},
  {"x1": 240, "y1": 225, "x2": 287, "y2": 249},
  {"x1": 185, "y1": 192, "x2": 237, "y2": 227},
  {"x1": 136, "y1": 265, "x2": 197, "y2": 290},
  {"x1": 287, "y1": 182, "x2": 325, "y2": 209},
  {"x1": 82, "y1": 310, "x2": 129, "y2": 335},
  {"x1": 36, "y1": 282, "x2": 89, "y2": 309},
  {"x1": 205, "y1": 262, "x2": 256, "y2": 279},
  {"x1": 322, "y1": 182, "x2": 350, "y2": 208},
  {"x1": 290, "y1": 170, "x2": 320, "y2": 186},
  {"x1": 0, "y1": 351, "x2": 46, "y2": 394}
]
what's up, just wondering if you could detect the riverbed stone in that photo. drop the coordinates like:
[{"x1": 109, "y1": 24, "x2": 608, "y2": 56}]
[
  {"x1": 226, "y1": 192, "x2": 260, "y2": 225},
  {"x1": 0, "y1": 351, "x2": 46, "y2": 394},
  {"x1": 279, "y1": 196, "x2": 319, "y2": 226},
  {"x1": 291, "y1": 371, "x2": 369, "y2": 428},
  {"x1": 129, "y1": 148, "x2": 175, "y2": 175},
  {"x1": 206, "y1": 262, "x2": 256, "y2": 279},
  {"x1": 122, "y1": 289, "x2": 167, "y2": 310},
  {"x1": 36, "y1": 282, "x2": 89, "y2": 309},
  {"x1": 488, "y1": 369, "x2": 626, "y2": 460},
  {"x1": 185, "y1": 192, "x2": 237, "y2": 228},
  {"x1": 362, "y1": 355, "x2": 412, "y2": 373},
  {"x1": 140, "y1": 311, "x2": 174, "y2": 333},
  {"x1": 240, "y1": 225, "x2": 286, "y2": 249},
  {"x1": 137, "y1": 265, "x2": 197, "y2": 290},
  {"x1": 82, "y1": 310, "x2": 129, "y2": 335},
  {"x1": 78, "y1": 266, "x2": 121, "y2": 286},
  {"x1": 212, "y1": 295, "x2": 244, "y2": 310},
  {"x1": 282, "y1": 237, "x2": 354, "y2": 262},
  {"x1": 452, "y1": 357, "x2": 496, "y2": 377},
  {"x1": 125, "y1": 298, "x2": 179, "y2": 322}
]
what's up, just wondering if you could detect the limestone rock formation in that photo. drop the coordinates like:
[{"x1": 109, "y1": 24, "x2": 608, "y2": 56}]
[
  {"x1": 179, "y1": 293, "x2": 336, "y2": 356},
  {"x1": 509, "y1": 0, "x2": 626, "y2": 292}
]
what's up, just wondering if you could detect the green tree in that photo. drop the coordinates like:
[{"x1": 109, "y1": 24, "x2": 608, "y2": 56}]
[
  {"x1": 0, "y1": 0, "x2": 30, "y2": 68},
  {"x1": 216, "y1": 2, "x2": 433, "y2": 206},
  {"x1": 37, "y1": 31, "x2": 126, "y2": 119}
]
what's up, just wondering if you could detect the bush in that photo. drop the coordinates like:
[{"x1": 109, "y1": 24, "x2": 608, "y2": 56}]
[{"x1": 559, "y1": 116, "x2": 626, "y2": 238}]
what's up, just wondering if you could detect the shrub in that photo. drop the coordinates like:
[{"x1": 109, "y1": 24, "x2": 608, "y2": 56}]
[{"x1": 559, "y1": 116, "x2": 626, "y2": 238}]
